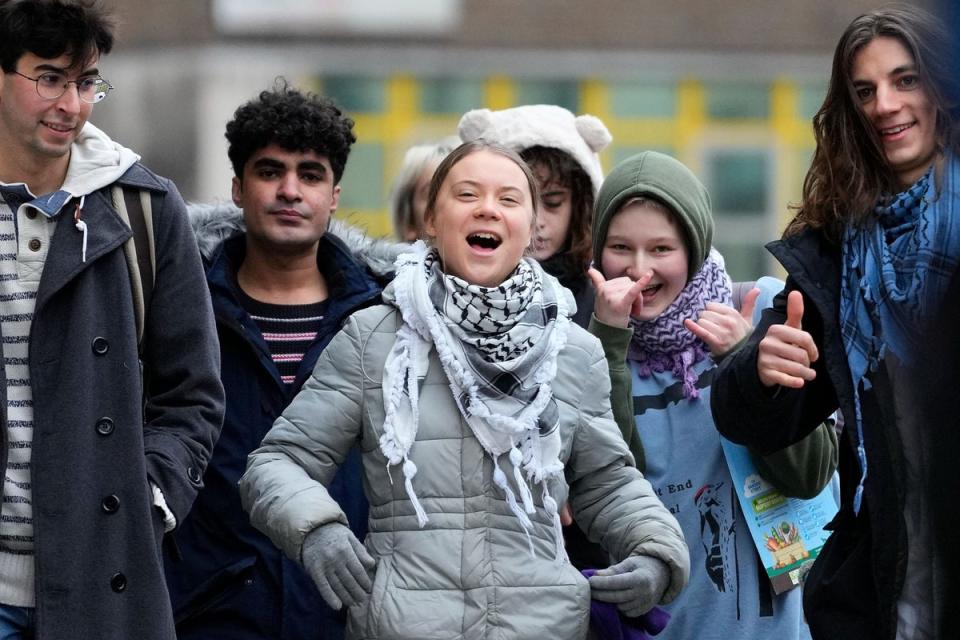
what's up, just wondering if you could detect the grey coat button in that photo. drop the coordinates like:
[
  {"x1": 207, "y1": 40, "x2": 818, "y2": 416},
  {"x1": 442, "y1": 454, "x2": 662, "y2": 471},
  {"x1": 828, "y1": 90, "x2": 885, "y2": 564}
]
[
  {"x1": 101, "y1": 495, "x2": 120, "y2": 513},
  {"x1": 92, "y1": 337, "x2": 109, "y2": 355},
  {"x1": 187, "y1": 466, "x2": 202, "y2": 485},
  {"x1": 96, "y1": 417, "x2": 115, "y2": 436},
  {"x1": 110, "y1": 572, "x2": 127, "y2": 593},
  {"x1": 28, "y1": 238, "x2": 41, "y2": 251}
]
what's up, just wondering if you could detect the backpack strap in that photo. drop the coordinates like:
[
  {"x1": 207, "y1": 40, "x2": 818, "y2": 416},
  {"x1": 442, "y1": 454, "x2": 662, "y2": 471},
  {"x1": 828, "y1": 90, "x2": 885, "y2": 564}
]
[{"x1": 111, "y1": 185, "x2": 156, "y2": 350}]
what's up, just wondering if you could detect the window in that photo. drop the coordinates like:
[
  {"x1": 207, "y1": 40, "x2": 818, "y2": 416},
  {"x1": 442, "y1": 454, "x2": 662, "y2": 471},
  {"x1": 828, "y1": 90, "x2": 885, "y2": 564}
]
[
  {"x1": 420, "y1": 77, "x2": 484, "y2": 114},
  {"x1": 609, "y1": 82, "x2": 676, "y2": 118},
  {"x1": 707, "y1": 83, "x2": 769, "y2": 119},
  {"x1": 515, "y1": 79, "x2": 579, "y2": 112},
  {"x1": 798, "y1": 83, "x2": 827, "y2": 121},
  {"x1": 705, "y1": 148, "x2": 774, "y2": 281},
  {"x1": 709, "y1": 150, "x2": 768, "y2": 215},
  {"x1": 321, "y1": 76, "x2": 385, "y2": 113}
]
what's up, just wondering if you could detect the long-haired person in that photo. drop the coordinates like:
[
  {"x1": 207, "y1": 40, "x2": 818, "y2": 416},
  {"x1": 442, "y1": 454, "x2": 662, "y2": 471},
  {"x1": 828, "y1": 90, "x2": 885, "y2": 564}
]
[{"x1": 710, "y1": 6, "x2": 959, "y2": 639}]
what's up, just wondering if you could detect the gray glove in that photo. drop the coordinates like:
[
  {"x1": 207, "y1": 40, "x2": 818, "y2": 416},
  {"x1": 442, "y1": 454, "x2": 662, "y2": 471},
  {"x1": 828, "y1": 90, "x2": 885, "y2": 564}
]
[
  {"x1": 302, "y1": 522, "x2": 376, "y2": 610},
  {"x1": 588, "y1": 555, "x2": 670, "y2": 617}
]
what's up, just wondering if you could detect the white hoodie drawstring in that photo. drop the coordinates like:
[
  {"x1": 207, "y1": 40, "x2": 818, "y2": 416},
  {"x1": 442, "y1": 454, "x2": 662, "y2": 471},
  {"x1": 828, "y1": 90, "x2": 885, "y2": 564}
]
[{"x1": 73, "y1": 195, "x2": 87, "y2": 262}]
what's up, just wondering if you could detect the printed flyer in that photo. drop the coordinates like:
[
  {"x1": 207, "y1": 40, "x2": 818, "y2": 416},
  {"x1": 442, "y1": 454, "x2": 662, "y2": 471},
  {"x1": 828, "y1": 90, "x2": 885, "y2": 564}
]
[{"x1": 720, "y1": 437, "x2": 839, "y2": 594}]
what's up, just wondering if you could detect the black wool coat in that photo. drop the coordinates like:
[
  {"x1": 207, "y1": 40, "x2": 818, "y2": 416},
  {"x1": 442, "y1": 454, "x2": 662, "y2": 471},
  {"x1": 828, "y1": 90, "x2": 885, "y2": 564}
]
[{"x1": 0, "y1": 163, "x2": 224, "y2": 639}]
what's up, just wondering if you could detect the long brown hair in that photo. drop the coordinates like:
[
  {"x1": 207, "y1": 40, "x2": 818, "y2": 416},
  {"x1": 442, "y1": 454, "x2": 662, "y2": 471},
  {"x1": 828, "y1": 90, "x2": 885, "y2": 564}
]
[{"x1": 787, "y1": 5, "x2": 959, "y2": 240}]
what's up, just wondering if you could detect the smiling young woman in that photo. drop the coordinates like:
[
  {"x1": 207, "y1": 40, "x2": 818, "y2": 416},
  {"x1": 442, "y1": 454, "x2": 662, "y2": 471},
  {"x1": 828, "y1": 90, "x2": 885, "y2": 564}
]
[
  {"x1": 239, "y1": 140, "x2": 691, "y2": 640},
  {"x1": 422, "y1": 145, "x2": 537, "y2": 288},
  {"x1": 587, "y1": 149, "x2": 835, "y2": 640},
  {"x1": 457, "y1": 105, "x2": 613, "y2": 328}
]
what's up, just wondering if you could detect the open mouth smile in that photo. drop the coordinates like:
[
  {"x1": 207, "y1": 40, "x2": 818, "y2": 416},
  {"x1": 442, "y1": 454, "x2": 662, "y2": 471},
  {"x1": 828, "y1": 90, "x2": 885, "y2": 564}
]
[
  {"x1": 879, "y1": 122, "x2": 915, "y2": 137},
  {"x1": 467, "y1": 232, "x2": 502, "y2": 253},
  {"x1": 641, "y1": 283, "x2": 662, "y2": 300}
]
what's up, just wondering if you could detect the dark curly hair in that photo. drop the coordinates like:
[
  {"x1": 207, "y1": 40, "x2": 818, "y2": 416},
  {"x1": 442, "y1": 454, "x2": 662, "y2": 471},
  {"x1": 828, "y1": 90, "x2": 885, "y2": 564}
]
[
  {"x1": 226, "y1": 79, "x2": 357, "y2": 184},
  {"x1": 0, "y1": 0, "x2": 114, "y2": 73},
  {"x1": 520, "y1": 145, "x2": 595, "y2": 271},
  {"x1": 787, "y1": 5, "x2": 960, "y2": 241}
]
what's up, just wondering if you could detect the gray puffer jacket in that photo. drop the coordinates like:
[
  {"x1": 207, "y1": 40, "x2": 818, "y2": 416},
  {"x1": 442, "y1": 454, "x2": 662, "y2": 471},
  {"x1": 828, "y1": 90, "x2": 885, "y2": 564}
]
[{"x1": 240, "y1": 285, "x2": 689, "y2": 640}]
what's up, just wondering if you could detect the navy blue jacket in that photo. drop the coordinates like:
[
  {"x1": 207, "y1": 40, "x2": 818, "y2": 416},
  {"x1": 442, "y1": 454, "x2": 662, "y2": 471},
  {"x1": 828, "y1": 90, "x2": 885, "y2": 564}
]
[{"x1": 165, "y1": 231, "x2": 380, "y2": 640}]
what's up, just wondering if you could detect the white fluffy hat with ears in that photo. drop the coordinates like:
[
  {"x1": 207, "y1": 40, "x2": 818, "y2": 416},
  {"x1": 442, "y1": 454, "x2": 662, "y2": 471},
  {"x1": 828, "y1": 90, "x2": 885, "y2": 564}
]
[{"x1": 457, "y1": 104, "x2": 613, "y2": 194}]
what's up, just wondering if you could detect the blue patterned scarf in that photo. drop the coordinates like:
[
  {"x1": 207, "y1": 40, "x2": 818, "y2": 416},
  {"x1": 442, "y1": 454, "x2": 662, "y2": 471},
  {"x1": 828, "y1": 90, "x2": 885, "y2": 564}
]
[{"x1": 840, "y1": 154, "x2": 960, "y2": 513}]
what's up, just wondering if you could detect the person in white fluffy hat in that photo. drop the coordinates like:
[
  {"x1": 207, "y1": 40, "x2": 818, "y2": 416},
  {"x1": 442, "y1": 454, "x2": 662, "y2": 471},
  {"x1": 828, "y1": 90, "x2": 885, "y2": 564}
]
[
  {"x1": 458, "y1": 104, "x2": 612, "y2": 328},
  {"x1": 240, "y1": 140, "x2": 689, "y2": 640}
]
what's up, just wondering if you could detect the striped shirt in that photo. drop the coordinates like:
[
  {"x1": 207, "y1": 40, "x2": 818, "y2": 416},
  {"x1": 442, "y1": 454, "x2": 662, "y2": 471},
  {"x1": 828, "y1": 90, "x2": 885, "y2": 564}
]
[
  {"x1": 237, "y1": 289, "x2": 328, "y2": 386},
  {"x1": 0, "y1": 185, "x2": 55, "y2": 607}
]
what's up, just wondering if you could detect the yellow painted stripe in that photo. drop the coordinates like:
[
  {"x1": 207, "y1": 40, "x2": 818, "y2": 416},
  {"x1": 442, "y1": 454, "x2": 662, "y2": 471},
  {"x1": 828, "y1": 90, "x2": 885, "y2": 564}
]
[
  {"x1": 484, "y1": 76, "x2": 516, "y2": 110},
  {"x1": 676, "y1": 78, "x2": 706, "y2": 151},
  {"x1": 608, "y1": 119, "x2": 678, "y2": 147},
  {"x1": 579, "y1": 79, "x2": 615, "y2": 169},
  {"x1": 579, "y1": 79, "x2": 608, "y2": 117}
]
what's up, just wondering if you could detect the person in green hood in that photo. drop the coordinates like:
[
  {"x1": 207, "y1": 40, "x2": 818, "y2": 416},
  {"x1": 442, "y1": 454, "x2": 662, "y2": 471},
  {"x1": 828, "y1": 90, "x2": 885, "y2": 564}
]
[{"x1": 587, "y1": 151, "x2": 837, "y2": 640}]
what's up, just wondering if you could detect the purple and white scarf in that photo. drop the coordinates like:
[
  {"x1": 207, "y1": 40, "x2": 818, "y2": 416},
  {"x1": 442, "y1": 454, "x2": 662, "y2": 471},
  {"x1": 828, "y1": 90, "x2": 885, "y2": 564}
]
[{"x1": 627, "y1": 249, "x2": 733, "y2": 398}]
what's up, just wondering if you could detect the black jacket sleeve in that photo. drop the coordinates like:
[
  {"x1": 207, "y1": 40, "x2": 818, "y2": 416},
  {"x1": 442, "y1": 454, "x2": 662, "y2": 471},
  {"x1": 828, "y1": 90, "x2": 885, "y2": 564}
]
[{"x1": 710, "y1": 275, "x2": 838, "y2": 455}]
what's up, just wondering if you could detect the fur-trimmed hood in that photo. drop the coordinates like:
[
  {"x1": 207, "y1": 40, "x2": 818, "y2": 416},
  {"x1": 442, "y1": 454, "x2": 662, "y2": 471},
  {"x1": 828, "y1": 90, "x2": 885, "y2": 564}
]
[{"x1": 186, "y1": 201, "x2": 408, "y2": 277}]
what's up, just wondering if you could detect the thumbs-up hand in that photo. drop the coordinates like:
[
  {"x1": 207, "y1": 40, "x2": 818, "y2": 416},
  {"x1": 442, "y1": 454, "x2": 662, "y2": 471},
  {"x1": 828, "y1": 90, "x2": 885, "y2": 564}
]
[
  {"x1": 589, "y1": 267, "x2": 651, "y2": 328},
  {"x1": 756, "y1": 290, "x2": 819, "y2": 388},
  {"x1": 784, "y1": 289, "x2": 804, "y2": 329},
  {"x1": 684, "y1": 287, "x2": 760, "y2": 357}
]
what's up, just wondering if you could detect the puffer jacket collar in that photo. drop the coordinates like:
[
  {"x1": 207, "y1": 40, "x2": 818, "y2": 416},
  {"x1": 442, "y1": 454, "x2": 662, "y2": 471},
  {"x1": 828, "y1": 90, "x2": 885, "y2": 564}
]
[
  {"x1": 189, "y1": 201, "x2": 407, "y2": 279},
  {"x1": 205, "y1": 230, "x2": 381, "y2": 393}
]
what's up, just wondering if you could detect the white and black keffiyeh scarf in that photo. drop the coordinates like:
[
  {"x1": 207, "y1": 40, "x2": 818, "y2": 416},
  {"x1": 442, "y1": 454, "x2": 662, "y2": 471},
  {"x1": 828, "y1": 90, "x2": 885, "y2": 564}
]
[{"x1": 382, "y1": 242, "x2": 573, "y2": 560}]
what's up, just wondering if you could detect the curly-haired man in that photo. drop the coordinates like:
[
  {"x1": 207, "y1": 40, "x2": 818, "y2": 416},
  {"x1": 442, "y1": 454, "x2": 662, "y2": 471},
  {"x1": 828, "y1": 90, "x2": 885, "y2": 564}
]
[{"x1": 165, "y1": 82, "x2": 382, "y2": 640}]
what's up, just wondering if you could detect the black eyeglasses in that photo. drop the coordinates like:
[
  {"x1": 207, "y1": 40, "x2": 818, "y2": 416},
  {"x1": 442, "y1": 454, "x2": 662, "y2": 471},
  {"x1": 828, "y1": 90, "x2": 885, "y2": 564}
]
[{"x1": 12, "y1": 70, "x2": 113, "y2": 104}]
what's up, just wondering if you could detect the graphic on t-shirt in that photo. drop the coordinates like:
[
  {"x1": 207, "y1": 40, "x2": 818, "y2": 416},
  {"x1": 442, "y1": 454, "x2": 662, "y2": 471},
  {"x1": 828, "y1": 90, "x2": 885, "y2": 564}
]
[{"x1": 694, "y1": 481, "x2": 737, "y2": 593}]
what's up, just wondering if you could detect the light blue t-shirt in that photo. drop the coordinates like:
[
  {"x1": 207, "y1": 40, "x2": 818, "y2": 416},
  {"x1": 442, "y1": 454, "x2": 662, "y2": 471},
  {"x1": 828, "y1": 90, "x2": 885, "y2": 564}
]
[{"x1": 630, "y1": 277, "x2": 812, "y2": 640}]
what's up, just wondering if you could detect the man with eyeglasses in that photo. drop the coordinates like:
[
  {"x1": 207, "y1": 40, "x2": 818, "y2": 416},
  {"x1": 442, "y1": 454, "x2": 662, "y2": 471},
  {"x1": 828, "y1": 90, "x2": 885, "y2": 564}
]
[{"x1": 0, "y1": 2, "x2": 224, "y2": 639}]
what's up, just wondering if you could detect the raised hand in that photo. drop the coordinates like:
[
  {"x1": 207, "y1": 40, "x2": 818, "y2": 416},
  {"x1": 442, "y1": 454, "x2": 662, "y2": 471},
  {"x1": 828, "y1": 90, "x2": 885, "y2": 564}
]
[
  {"x1": 588, "y1": 267, "x2": 652, "y2": 328},
  {"x1": 756, "y1": 290, "x2": 819, "y2": 388},
  {"x1": 684, "y1": 287, "x2": 760, "y2": 357}
]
